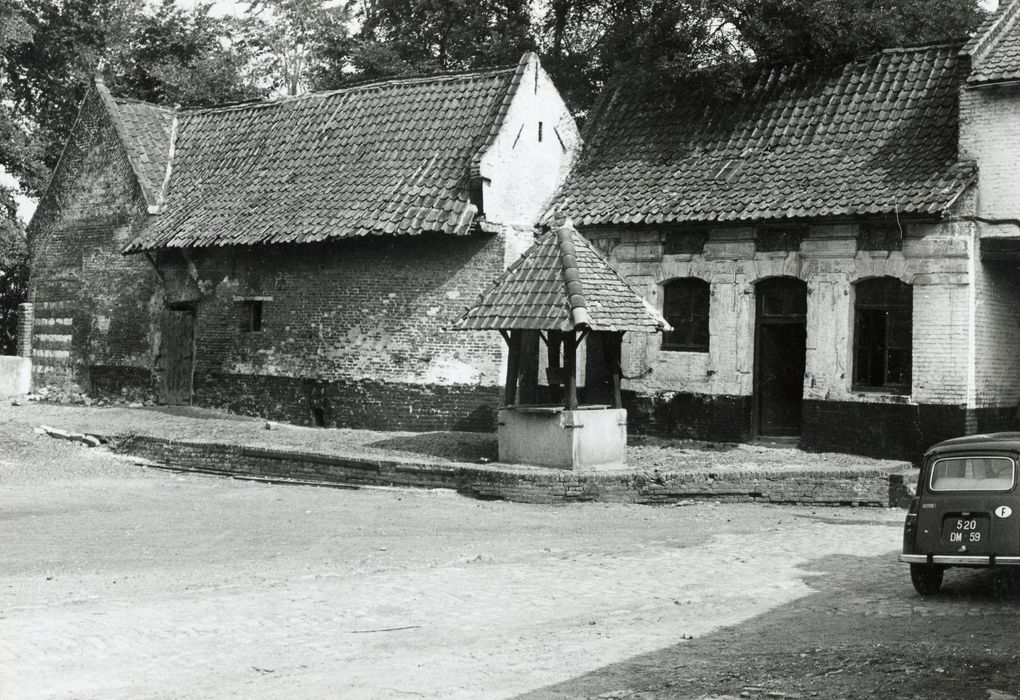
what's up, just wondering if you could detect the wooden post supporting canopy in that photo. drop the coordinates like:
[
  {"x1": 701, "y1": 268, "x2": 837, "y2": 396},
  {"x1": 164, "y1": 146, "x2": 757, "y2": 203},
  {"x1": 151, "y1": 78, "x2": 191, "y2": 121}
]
[
  {"x1": 518, "y1": 330, "x2": 540, "y2": 405},
  {"x1": 503, "y1": 330, "x2": 521, "y2": 407},
  {"x1": 563, "y1": 330, "x2": 578, "y2": 410},
  {"x1": 609, "y1": 332, "x2": 623, "y2": 409}
]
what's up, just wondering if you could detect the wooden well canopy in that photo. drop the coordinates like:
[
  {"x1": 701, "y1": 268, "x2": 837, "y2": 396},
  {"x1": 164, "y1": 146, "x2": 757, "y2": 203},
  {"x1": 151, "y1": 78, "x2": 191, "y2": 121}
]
[{"x1": 453, "y1": 218, "x2": 670, "y2": 410}]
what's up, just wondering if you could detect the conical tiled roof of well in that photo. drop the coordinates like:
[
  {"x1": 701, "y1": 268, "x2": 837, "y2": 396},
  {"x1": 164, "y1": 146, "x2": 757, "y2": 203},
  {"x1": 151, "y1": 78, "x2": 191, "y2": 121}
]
[{"x1": 454, "y1": 220, "x2": 670, "y2": 333}]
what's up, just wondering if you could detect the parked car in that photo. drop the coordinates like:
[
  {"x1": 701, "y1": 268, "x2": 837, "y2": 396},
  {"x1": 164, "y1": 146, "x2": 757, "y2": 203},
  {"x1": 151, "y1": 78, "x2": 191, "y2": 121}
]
[{"x1": 900, "y1": 432, "x2": 1020, "y2": 594}]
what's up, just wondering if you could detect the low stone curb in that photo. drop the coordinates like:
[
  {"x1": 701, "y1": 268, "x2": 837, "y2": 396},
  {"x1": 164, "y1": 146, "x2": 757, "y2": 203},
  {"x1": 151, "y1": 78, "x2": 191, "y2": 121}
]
[{"x1": 109, "y1": 434, "x2": 915, "y2": 507}]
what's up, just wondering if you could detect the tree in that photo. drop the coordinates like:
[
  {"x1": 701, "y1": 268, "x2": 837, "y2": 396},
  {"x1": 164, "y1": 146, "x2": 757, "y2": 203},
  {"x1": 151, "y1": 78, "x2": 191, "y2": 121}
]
[
  {"x1": 108, "y1": 0, "x2": 264, "y2": 108},
  {"x1": 540, "y1": 0, "x2": 986, "y2": 115},
  {"x1": 0, "y1": 214, "x2": 27, "y2": 355},
  {"x1": 350, "y1": 0, "x2": 535, "y2": 82},
  {"x1": 723, "y1": 0, "x2": 986, "y2": 66},
  {"x1": 4, "y1": 0, "x2": 141, "y2": 183},
  {"x1": 240, "y1": 0, "x2": 355, "y2": 95}
]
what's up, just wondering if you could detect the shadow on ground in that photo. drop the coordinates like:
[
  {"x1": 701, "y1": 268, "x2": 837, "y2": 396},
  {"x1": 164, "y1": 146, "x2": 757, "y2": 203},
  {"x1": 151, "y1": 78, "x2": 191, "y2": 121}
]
[
  {"x1": 367, "y1": 431, "x2": 499, "y2": 462},
  {"x1": 519, "y1": 553, "x2": 1020, "y2": 699}
]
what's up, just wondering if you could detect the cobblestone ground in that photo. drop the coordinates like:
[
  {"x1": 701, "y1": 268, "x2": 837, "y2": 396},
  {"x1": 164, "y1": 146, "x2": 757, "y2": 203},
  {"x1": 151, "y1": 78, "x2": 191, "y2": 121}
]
[{"x1": 1, "y1": 411, "x2": 998, "y2": 699}]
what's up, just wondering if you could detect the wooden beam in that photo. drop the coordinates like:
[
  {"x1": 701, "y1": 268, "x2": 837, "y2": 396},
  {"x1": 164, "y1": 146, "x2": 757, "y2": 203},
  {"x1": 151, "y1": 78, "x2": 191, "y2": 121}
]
[
  {"x1": 518, "y1": 330, "x2": 540, "y2": 404},
  {"x1": 504, "y1": 330, "x2": 521, "y2": 407},
  {"x1": 609, "y1": 332, "x2": 623, "y2": 409},
  {"x1": 564, "y1": 331, "x2": 578, "y2": 410}
]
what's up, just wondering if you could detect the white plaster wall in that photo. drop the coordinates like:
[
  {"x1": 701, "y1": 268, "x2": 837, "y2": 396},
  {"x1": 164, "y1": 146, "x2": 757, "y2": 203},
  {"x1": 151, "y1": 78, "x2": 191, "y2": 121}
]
[
  {"x1": 478, "y1": 54, "x2": 582, "y2": 229},
  {"x1": 959, "y1": 83, "x2": 1020, "y2": 226},
  {"x1": 585, "y1": 219, "x2": 976, "y2": 406},
  {"x1": 958, "y1": 83, "x2": 1020, "y2": 410}
]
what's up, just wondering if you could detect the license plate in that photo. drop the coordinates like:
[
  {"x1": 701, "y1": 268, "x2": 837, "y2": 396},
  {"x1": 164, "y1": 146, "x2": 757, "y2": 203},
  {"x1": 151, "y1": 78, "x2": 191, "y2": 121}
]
[{"x1": 941, "y1": 514, "x2": 989, "y2": 548}]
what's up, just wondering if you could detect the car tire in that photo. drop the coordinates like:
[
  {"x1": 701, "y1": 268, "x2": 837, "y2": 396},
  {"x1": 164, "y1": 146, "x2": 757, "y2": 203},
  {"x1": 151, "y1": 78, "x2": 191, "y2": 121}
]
[{"x1": 910, "y1": 563, "x2": 944, "y2": 595}]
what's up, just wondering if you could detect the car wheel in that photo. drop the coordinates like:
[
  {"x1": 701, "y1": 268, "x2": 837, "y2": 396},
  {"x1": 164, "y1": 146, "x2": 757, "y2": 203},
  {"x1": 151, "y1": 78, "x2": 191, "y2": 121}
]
[{"x1": 910, "y1": 563, "x2": 944, "y2": 595}]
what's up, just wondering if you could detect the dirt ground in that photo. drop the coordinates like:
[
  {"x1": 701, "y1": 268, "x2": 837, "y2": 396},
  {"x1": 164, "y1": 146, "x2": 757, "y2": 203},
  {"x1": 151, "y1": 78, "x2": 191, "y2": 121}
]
[{"x1": 2, "y1": 404, "x2": 1016, "y2": 699}]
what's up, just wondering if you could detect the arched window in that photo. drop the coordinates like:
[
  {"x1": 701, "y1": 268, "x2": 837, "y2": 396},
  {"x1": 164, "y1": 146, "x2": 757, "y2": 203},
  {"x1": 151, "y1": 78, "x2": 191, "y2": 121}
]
[
  {"x1": 853, "y1": 277, "x2": 912, "y2": 391},
  {"x1": 661, "y1": 278, "x2": 710, "y2": 352}
]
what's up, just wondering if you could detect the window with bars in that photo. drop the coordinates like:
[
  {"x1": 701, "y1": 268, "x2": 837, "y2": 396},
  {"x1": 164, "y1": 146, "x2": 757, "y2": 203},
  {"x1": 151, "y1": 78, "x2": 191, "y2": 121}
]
[
  {"x1": 661, "y1": 278, "x2": 710, "y2": 352},
  {"x1": 853, "y1": 277, "x2": 912, "y2": 391}
]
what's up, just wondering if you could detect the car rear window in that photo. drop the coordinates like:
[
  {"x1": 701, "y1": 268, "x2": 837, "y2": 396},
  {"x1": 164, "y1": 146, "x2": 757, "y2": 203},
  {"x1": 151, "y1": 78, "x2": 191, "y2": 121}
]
[{"x1": 929, "y1": 456, "x2": 1016, "y2": 492}]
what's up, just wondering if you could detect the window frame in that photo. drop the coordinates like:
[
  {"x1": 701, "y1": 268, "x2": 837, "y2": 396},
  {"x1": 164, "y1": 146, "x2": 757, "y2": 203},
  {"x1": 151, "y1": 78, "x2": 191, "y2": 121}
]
[
  {"x1": 851, "y1": 277, "x2": 912, "y2": 392},
  {"x1": 660, "y1": 278, "x2": 711, "y2": 353},
  {"x1": 239, "y1": 299, "x2": 264, "y2": 333},
  {"x1": 929, "y1": 456, "x2": 1016, "y2": 493}
]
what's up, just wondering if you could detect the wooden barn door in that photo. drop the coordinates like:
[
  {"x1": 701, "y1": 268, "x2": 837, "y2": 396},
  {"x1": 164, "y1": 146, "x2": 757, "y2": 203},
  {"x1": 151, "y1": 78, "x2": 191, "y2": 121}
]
[{"x1": 156, "y1": 307, "x2": 195, "y2": 405}]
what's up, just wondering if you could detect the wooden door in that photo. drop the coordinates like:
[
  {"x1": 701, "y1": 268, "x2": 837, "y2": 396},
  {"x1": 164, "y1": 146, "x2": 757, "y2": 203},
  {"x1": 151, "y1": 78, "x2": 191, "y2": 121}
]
[
  {"x1": 156, "y1": 307, "x2": 195, "y2": 405},
  {"x1": 753, "y1": 278, "x2": 806, "y2": 437}
]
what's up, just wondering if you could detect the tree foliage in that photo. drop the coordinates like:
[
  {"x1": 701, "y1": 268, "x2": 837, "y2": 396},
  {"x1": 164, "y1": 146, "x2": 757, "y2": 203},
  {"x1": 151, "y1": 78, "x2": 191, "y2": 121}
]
[
  {"x1": 538, "y1": 0, "x2": 986, "y2": 113},
  {"x1": 240, "y1": 0, "x2": 355, "y2": 95},
  {"x1": 0, "y1": 216, "x2": 27, "y2": 355},
  {"x1": 349, "y1": 0, "x2": 535, "y2": 83},
  {"x1": 107, "y1": 0, "x2": 263, "y2": 107}
]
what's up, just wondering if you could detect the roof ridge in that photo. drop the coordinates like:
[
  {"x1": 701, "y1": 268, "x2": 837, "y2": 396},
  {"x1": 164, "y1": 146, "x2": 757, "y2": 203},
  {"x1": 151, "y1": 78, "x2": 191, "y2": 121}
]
[
  {"x1": 963, "y1": 0, "x2": 1019, "y2": 57},
  {"x1": 113, "y1": 97, "x2": 175, "y2": 112},
  {"x1": 179, "y1": 62, "x2": 522, "y2": 117},
  {"x1": 556, "y1": 222, "x2": 590, "y2": 328},
  {"x1": 879, "y1": 39, "x2": 968, "y2": 53}
]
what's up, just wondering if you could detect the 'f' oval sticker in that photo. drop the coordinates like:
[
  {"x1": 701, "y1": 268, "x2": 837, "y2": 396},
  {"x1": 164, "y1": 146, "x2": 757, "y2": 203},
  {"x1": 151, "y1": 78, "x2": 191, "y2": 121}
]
[{"x1": 995, "y1": 506, "x2": 1012, "y2": 518}]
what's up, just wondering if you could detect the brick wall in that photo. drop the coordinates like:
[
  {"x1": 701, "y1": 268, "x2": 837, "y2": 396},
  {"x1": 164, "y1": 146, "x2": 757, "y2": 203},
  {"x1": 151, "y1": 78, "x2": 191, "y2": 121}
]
[
  {"x1": 157, "y1": 233, "x2": 509, "y2": 429},
  {"x1": 27, "y1": 88, "x2": 157, "y2": 395},
  {"x1": 115, "y1": 434, "x2": 898, "y2": 506}
]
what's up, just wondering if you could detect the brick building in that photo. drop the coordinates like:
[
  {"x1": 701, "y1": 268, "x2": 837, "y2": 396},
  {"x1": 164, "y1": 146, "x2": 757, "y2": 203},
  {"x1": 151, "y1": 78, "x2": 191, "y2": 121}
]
[
  {"x1": 27, "y1": 53, "x2": 580, "y2": 429},
  {"x1": 552, "y1": 0, "x2": 1020, "y2": 459}
]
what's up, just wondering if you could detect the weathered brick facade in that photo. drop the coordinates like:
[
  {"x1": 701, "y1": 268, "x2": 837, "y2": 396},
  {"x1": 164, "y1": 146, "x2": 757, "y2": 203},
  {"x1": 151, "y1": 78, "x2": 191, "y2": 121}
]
[
  {"x1": 157, "y1": 234, "x2": 513, "y2": 429},
  {"x1": 26, "y1": 88, "x2": 158, "y2": 395}
]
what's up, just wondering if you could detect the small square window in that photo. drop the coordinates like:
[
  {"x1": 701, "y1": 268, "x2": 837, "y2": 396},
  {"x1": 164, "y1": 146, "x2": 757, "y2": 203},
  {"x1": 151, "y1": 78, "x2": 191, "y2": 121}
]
[{"x1": 240, "y1": 300, "x2": 263, "y2": 333}]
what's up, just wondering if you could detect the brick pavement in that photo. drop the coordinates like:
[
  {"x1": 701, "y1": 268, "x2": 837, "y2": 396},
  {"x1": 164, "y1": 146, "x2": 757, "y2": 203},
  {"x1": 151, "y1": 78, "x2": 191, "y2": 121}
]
[{"x1": 0, "y1": 417, "x2": 908, "y2": 699}]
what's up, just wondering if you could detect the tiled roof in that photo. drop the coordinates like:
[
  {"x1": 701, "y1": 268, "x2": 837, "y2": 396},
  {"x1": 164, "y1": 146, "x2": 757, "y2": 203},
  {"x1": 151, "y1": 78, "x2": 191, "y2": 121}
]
[
  {"x1": 964, "y1": 0, "x2": 1020, "y2": 85},
  {"x1": 454, "y1": 219, "x2": 669, "y2": 333},
  {"x1": 93, "y1": 82, "x2": 174, "y2": 209},
  {"x1": 112, "y1": 98, "x2": 175, "y2": 200},
  {"x1": 121, "y1": 54, "x2": 533, "y2": 252},
  {"x1": 553, "y1": 44, "x2": 976, "y2": 226}
]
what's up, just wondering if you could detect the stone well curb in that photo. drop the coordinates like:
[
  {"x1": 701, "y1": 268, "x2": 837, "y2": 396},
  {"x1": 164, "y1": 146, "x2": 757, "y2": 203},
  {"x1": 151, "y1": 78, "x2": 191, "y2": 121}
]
[{"x1": 109, "y1": 434, "x2": 916, "y2": 507}]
